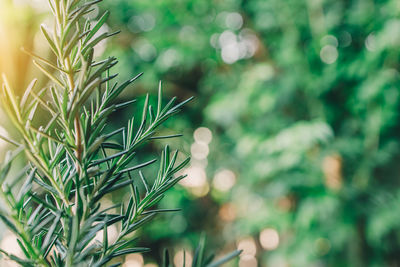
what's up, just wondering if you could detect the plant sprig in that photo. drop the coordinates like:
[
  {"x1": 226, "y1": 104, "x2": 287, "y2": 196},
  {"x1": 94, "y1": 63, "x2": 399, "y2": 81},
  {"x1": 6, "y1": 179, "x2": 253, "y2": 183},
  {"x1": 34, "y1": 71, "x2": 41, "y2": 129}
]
[
  {"x1": 0, "y1": 0, "x2": 193, "y2": 266},
  {"x1": 0, "y1": 1, "x2": 240, "y2": 266}
]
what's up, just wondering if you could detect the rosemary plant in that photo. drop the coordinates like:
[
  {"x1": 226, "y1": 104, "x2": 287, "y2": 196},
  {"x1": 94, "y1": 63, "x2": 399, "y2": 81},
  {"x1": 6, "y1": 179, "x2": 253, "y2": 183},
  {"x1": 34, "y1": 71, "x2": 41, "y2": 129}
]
[{"x1": 0, "y1": 1, "x2": 239, "y2": 266}]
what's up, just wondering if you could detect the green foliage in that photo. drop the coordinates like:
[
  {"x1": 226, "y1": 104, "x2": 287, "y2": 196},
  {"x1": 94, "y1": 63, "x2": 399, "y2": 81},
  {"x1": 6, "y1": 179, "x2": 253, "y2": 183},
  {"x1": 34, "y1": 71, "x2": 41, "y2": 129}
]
[
  {"x1": 98, "y1": 0, "x2": 400, "y2": 266},
  {"x1": 0, "y1": 1, "x2": 239, "y2": 266}
]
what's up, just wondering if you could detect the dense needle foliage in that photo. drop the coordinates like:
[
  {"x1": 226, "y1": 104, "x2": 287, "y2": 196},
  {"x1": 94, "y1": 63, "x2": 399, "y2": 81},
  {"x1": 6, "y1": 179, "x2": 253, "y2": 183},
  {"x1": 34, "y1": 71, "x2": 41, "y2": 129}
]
[{"x1": 0, "y1": 0, "x2": 240, "y2": 266}]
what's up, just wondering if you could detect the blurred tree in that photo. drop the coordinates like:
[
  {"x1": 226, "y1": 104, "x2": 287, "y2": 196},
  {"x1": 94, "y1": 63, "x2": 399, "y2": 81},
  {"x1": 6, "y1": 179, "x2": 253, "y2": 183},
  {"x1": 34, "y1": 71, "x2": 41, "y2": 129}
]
[{"x1": 99, "y1": 0, "x2": 400, "y2": 266}]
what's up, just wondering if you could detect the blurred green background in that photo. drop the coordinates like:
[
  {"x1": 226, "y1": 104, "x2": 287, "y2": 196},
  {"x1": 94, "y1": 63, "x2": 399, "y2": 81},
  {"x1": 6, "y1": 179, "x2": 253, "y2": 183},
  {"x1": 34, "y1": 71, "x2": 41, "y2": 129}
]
[{"x1": 2, "y1": 0, "x2": 400, "y2": 266}]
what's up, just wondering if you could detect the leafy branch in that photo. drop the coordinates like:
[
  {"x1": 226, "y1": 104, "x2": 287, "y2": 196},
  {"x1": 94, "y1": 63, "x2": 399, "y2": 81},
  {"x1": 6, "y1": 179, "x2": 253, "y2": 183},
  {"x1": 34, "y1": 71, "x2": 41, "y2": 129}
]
[
  {"x1": 0, "y1": 0, "x2": 239, "y2": 266},
  {"x1": 0, "y1": 0, "x2": 194, "y2": 266}
]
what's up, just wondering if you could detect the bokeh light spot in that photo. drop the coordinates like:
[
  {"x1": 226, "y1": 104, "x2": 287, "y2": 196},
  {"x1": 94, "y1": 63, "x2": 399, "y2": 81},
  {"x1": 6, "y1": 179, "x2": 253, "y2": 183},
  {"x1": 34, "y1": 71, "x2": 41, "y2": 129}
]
[
  {"x1": 128, "y1": 13, "x2": 155, "y2": 33},
  {"x1": 123, "y1": 254, "x2": 144, "y2": 267},
  {"x1": 237, "y1": 237, "x2": 257, "y2": 256},
  {"x1": 259, "y1": 228, "x2": 280, "y2": 250},
  {"x1": 213, "y1": 169, "x2": 236, "y2": 192},
  {"x1": 314, "y1": 238, "x2": 331, "y2": 256},
  {"x1": 339, "y1": 31, "x2": 352, "y2": 47},
  {"x1": 225, "y1": 12, "x2": 243, "y2": 30},
  {"x1": 219, "y1": 203, "x2": 236, "y2": 222},
  {"x1": 321, "y1": 35, "x2": 338, "y2": 47},
  {"x1": 239, "y1": 255, "x2": 257, "y2": 267},
  {"x1": 320, "y1": 45, "x2": 338, "y2": 64},
  {"x1": 180, "y1": 166, "x2": 206, "y2": 188},
  {"x1": 365, "y1": 32, "x2": 377, "y2": 51},
  {"x1": 191, "y1": 142, "x2": 209, "y2": 160},
  {"x1": 194, "y1": 127, "x2": 213, "y2": 145}
]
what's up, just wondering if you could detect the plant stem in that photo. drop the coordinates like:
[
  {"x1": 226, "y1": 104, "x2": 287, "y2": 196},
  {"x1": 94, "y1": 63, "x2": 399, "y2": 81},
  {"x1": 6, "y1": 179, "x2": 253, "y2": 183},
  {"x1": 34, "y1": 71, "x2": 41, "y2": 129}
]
[{"x1": 65, "y1": 57, "x2": 82, "y2": 177}]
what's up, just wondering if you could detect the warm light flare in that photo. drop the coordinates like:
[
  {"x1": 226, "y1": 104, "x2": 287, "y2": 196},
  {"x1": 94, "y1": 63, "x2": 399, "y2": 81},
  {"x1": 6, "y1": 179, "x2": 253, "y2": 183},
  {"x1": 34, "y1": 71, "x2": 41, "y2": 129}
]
[{"x1": 0, "y1": 1, "x2": 43, "y2": 97}]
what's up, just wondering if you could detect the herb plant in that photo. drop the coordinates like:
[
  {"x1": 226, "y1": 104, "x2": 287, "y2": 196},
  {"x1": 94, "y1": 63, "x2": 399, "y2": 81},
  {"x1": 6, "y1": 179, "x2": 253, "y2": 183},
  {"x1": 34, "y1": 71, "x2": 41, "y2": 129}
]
[{"x1": 0, "y1": 0, "x2": 239, "y2": 266}]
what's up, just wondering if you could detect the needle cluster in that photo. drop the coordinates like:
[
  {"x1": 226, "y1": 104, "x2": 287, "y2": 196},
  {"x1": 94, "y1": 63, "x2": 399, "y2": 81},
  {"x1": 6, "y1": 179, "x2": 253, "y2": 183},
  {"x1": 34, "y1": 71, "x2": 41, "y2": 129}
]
[{"x1": 0, "y1": 0, "x2": 196, "y2": 266}]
